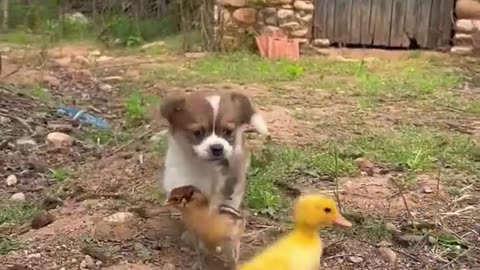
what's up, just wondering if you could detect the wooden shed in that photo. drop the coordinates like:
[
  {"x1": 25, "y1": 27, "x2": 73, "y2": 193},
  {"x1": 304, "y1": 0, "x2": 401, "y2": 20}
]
[{"x1": 312, "y1": 0, "x2": 456, "y2": 49}]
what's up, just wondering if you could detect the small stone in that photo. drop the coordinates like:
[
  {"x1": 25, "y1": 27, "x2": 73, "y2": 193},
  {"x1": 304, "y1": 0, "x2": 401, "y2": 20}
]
[
  {"x1": 384, "y1": 222, "x2": 401, "y2": 234},
  {"x1": 54, "y1": 57, "x2": 71, "y2": 67},
  {"x1": 184, "y1": 52, "x2": 207, "y2": 58},
  {"x1": 0, "y1": 115, "x2": 10, "y2": 124},
  {"x1": 11, "y1": 192, "x2": 26, "y2": 202},
  {"x1": 163, "y1": 263, "x2": 175, "y2": 270},
  {"x1": 84, "y1": 255, "x2": 95, "y2": 269},
  {"x1": 105, "y1": 212, "x2": 135, "y2": 223},
  {"x1": 277, "y1": 9, "x2": 295, "y2": 20},
  {"x1": 31, "y1": 211, "x2": 55, "y2": 229},
  {"x1": 80, "y1": 260, "x2": 88, "y2": 269},
  {"x1": 301, "y1": 14, "x2": 313, "y2": 23},
  {"x1": 378, "y1": 247, "x2": 397, "y2": 263},
  {"x1": 263, "y1": 26, "x2": 281, "y2": 34},
  {"x1": 232, "y1": 8, "x2": 257, "y2": 25},
  {"x1": 348, "y1": 256, "x2": 364, "y2": 263},
  {"x1": 291, "y1": 28, "x2": 309, "y2": 38},
  {"x1": 42, "y1": 75, "x2": 61, "y2": 88},
  {"x1": 395, "y1": 234, "x2": 424, "y2": 245},
  {"x1": 46, "y1": 132, "x2": 74, "y2": 147},
  {"x1": 261, "y1": 7, "x2": 277, "y2": 16},
  {"x1": 140, "y1": 41, "x2": 166, "y2": 50},
  {"x1": 294, "y1": 1, "x2": 314, "y2": 12},
  {"x1": 220, "y1": 0, "x2": 247, "y2": 7},
  {"x1": 428, "y1": 236, "x2": 438, "y2": 245},
  {"x1": 26, "y1": 253, "x2": 41, "y2": 259},
  {"x1": 96, "y1": 55, "x2": 113, "y2": 62},
  {"x1": 312, "y1": 38, "x2": 330, "y2": 47},
  {"x1": 67, "y1": 12, "x2": 89, "y2": 24},
  {"x1": 16, "y1": 138, "x2": 37, "y2": 148},
  {"x1": 103, "y1": 76, "x2": 123, "y2": 83},
  {"x1": 6, "y1": 174, "x2": 18, "y2": 186},
  {"x1": 354, "y1": 157, "x2": 375, "y2": 176},
  {"x1": 451, "y1": 46, "x2": 473, "y2": 55},
  {"x1": 280, "y1": 21, "x2": 301, "y2": 30},
  {"x1": 99, "y1": 83, "x2": 113, "y2": 91},
  {"x1": 47, "y1": 122, "x2": 73, "y2": 132},
  {"x1": 422, "y1": 185, "x2": 433, "y2": 194},
  {"x1": 265, "y1": 15, "x2": 277, "y2": 25},
  {"x1": 89, "y1": 50, "x2": 101, "y2": 57}
]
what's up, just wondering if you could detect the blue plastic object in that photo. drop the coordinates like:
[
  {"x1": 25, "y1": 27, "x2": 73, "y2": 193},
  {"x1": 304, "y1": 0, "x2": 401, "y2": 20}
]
[{"x1": 56, "y1": 106, "x2": 111, "y2": 130}]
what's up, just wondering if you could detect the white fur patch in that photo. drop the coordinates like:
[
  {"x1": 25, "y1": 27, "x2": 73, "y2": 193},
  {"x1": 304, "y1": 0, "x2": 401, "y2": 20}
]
[
  {"x1": 206, "y1": 95, "x2": 221, "y2": 126},
  {"x1": 192, "y1": 133, "x2": 233, "y2": 160},
  {"x1": 250, "y1": 113, "x2": 269, "y2": 135}
]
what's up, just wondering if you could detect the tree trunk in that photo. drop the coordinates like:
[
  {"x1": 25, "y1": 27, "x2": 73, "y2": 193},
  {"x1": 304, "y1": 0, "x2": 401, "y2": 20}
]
[{"x1": 1, "y1": 0, "x2": 8, "y2": 31}]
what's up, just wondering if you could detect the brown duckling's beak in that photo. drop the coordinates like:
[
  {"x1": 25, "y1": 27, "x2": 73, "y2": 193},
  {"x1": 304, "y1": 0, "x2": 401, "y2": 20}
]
[{"x1": 332, "y1": 214, "x2": 352, "y2": 229}]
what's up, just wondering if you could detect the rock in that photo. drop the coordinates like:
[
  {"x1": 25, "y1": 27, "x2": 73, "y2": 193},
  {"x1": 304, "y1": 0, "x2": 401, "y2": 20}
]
[
  {"x1": 185, "y1": 52, "x2": 207, "y2": 58},
  {"x1": 280, "y1": 21, "x2": 301, "y2": 30},
  {"x1": 453, "y1": 33, "x2": 472, "y2": 46},
  {"x1": 10, "y1": 192, "x2": 26, "y2": 202},
  {"x1": 378, "y1": 247, "x2": 397, "y2": 263},
  {"x1": 89, "y1": 50, "x2": 101, "y2": 57},
  {"x1": 46, "y1": 132, "x2": 74, "y2": 147},
  {"x1": 232, "y1": 8, "x2": 257, "y2": 25},
  {"x1": 103, "y1": 76, "x2": 123, "y2": 83},
  {"x1": 163, "y1": 263, "x2": 175, "y2": 270},
  {"x1": 378, "y1": 240, "x2": 392, "y2": 247},
  {"x1": 455, "y1": 19, "x2": 480, "y2": 33},
  {"x1": 291, "y1": 28, "x2": 309, "y2": 38},
  {"x1": 294, "y1": 1, "x2": 314, "y2": 12},
  {"x1": 47, "y1": 122, "x2": 73, "y2": 132},
  {"x1": 42, "y1": 75, "x2": 61, "y2": 88},
  {"x1": 312, "y1": 38, "x2": 330, "y2": 47},
  {"x1": 428, "y1": 236, "x2": 438, "y2": 245},
  {"x1": 262, "y1": 7, "x2": 277, "y2": 16},
  {"x1": 422, "y1": 185, "x2": 433, "y2": 194},
  {"x1": 384, "y1": 222, "x2": 401, "y2": 234},
  {"x1": 451, "y1": 46, "x2": 473, "y2": 55},
  {"x1": 96, "y1": 55, "x2": 113, "y2": 62},
  {"x1": 277, "y1": 9, "x2": 295, "y2": 20},
  {"x1": 265, "y1": 15, "x2": 278, "y2": 25},
  {"x1": 105, "y1": 212, "x2": 135, "y2": 223},
  {"x1": 26, "y1": 253, "x2": 41, "y2": 259},
  {"x1": 0, "y1": 115, "x2": 10, "y2": 124},
  {"x1": 140, "y1": 41, "x2": 166, "y2": 50},
  {"x1": 301, "y1": 14, "x2": 313, "y2": 23},
  {"x1": 74, "y1": 55, "x2": 91, "y2": 66},
  {"x1": 54, "y1": 57, "x2": 71, "y2": 67},
  {"x1": 456, "y1": 0, "x2": 480, "y2": 19},
  {"x1": 83, "y1": 255, "x2": 95, "y2": 269},
  {"x1": 354, "y1": 157, "x2": 375, "y2": 176},
  {"x1": 31, "y1": 211, "x2": 55, "y2": 229},
  {"x1": 263, "y1": 26, "x2": 282, "y2": 34},
  {"x1": 16, "y1": 138, "x2": 37, "y2": 149},
  {"x1": 67, "y1": 12, "x2": 89, "y2": 24},
  {"x1": 99, "y1": 83, "x2": 113, "y2": 91},
  {"x1": 221, "y1": 0, "x2": 247, "y2": 7},
  {"x1": 348, "y1": 256, "x2": 364, "y2": 263},
  {"x1": 394, "y1": 234, "x2": 424, "y2": 246},
  {"x1": 6, "y1": 174, "x2": 18, "y2": 186}
]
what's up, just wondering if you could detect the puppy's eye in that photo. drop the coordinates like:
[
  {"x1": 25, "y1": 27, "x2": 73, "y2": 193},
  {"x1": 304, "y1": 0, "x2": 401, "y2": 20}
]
[
  {"x1": 324, "y1": 207, "x2": 331, "y2": 213},
  {"x1": 222, "y1": 128, "x2": 233, "y2": 137},
  {"x1": 193, "y1": 129, "x2": 204, "y2": 138}
]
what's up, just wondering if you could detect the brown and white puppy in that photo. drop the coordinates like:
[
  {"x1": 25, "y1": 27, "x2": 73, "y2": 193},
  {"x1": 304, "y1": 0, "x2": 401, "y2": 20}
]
[{"x1": 160, "y1": 91, "x2": 268, "y2": 211}]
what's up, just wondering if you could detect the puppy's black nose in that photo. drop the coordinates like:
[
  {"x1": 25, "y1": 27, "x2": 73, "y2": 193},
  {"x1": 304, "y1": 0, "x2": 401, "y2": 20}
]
[{"x1": 210, "y1": 144, "x2": 224, "y2": 157}]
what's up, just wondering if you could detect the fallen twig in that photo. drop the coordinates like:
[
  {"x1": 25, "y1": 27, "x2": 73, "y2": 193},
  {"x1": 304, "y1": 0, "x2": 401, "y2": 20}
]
[
  {"x1": 389, "y1": 176, "x2": 416, "y2": 227},
  {"x1": 108, "y1": 129, "x2": 153, "y2": 157},
  {"x1": 352, "y1": 236, "x2": 422, "y2": 262},
  {"x1": 440, "y1": 248, "x2": 470, "y2": 269}
]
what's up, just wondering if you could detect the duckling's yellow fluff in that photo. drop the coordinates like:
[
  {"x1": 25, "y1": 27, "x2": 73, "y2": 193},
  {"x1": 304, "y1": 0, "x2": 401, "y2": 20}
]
[{"x1": 238, "y1": 194, "x2": 352, "y2": 270}]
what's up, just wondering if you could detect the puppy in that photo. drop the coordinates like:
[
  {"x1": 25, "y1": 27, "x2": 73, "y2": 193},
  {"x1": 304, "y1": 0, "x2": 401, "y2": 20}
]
[{"x1": 160, "y1": 91, "x2": 268, "y2": 211}]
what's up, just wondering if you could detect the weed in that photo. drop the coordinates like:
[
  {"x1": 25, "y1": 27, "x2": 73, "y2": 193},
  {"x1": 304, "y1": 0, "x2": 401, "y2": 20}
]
[
  {"x1": 29, "y1": 85, "x2": 51, "y2": 102},
  {"x1": 0, "y1": 237, "x2": 24, "y2": 255},
  {"x1": 50, "y1": 168, "x2": 71, "y2": 182},
  {"x1": 0, "y1": 202, "x2": 39, "y2": 226},
  {"x1": 347, "y1": 216, "x2": 391, "y2": 242},
  {"x1": 125, "y1": 92, "x2": 159, "y2": 126}
]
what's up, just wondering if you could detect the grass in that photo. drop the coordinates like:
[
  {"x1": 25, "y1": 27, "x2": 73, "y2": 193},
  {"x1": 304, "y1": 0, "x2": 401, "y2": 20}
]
[
  {"x1": 0, "y1": 237, "x2": 24, "y2": 255},
  {"x1": 50, "y1": 168, "x2": 71, "y2": 182},
  {"x1": 125, "y1": 92, "x2": 160, "y2": 127},
  {"x1": 0, "y1": 202, "x2": 39, "y2": 227}
]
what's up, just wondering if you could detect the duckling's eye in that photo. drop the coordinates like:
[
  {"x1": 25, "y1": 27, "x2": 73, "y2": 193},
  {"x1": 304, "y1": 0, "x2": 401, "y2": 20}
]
[{"x1": 324, "y1": 207, "x2": 331, "y2": 213}]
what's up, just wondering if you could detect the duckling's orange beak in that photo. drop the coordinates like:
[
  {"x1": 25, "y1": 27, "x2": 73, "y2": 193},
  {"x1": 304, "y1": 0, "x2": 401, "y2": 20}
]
[{"x1": 332, "y1": 215, "x2": 352, "y2": 228}]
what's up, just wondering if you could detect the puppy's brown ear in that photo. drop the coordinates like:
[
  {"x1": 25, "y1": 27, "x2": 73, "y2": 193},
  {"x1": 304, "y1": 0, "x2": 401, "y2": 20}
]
[
  {"x1": 230, "y1": 92, "x2": 269, "y2": 135},
  {"x1": 160, "y1": 95, "x2": 186, "y2": 124}
]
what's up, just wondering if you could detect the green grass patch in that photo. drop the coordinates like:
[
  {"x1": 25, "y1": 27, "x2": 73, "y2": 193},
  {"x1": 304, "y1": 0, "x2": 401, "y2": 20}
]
[
  {"x1": 50, "y1": 168, "x2": 71, "y2": 182},
  {"x1": 0, "y1": 202, "x2": 39, "y2": 227},
  {"x1": 0, "y1": 237, "x2": 24, "y2": 255},
  {"x1": 125, "y1": 92, "x2": 160, "y2": 127}
]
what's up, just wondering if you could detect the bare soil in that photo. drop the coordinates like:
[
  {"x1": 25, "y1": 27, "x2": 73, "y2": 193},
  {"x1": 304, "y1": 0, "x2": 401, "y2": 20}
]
[{"x1": 0, "y1": 45, "x2": 478, "y2": 270}]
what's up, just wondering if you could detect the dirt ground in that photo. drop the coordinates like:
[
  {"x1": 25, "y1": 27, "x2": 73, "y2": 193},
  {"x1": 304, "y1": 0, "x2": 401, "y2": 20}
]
[{"x1": 0, "y1": 43, "x2": 479, "y2": 270}]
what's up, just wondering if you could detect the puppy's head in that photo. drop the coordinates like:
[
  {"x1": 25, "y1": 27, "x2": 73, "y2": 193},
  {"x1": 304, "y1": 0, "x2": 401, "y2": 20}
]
[{"x1": 160, "y1": 91, "x2": 268, "y2": 162}]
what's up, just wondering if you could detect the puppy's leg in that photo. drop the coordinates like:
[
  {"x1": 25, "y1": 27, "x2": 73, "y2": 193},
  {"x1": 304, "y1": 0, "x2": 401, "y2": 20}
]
[{"x1": 192, "y1": 239, "x2": 208, "y2": 270}]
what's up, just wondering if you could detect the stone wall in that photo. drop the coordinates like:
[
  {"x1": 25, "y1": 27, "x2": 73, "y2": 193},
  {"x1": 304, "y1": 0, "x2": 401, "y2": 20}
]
[
  {"x1": 452, "y1": 0, "x2": 480, "y2": 55},
  {"x1": 216, "y1": 0, "x2": 319, "y2": 50}
]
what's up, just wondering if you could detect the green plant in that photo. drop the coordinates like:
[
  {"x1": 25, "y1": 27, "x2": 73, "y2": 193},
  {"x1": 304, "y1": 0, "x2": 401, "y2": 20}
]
[
  {"x1": 0, "y1": 237, "x2": 24, "y2": 255},
  {"x1": 50, "y1": 168, "x2": 71, "y2": 182},
  {"x1": 0, "y1": 202, "x2": 39, "y2": 226},
  {"x1": 125, "y1": 92, "x2": 159, "y2": 126}
]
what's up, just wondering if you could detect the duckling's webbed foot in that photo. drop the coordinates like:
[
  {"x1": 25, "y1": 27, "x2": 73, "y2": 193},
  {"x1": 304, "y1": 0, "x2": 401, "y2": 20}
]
[{"x1": 192, "y1": 241, "x2": 208, "y2": 270}]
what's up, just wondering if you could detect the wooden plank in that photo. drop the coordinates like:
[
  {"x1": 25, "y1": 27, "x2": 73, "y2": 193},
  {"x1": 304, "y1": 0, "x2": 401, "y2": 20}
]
[
  {"x1": 326, "y1": 0, "x2": 335, "y2": 41},
  {"x1": 427, "y1": 0, "x2": 442, "y2": 48},
  {"x1": 372, "y1": 0, "x2": 393, "y2": 46},
  {"x1": 390, "y1": 0, "x2": 407, "y2": 47},
  {"x1": 415, "y1": 0, "x2": 432, "y2": 48},
  {"x1": 350, "y1": 0, "x2": 363, "y2": 44},
  {"x1": 334, "y1": 0, "x2": 352, "y2": 44},
  {"x1": 313, "y1": 0, "x2": 327, "y2": 38},
  {"x1": 360, "y1": 0, "x2": 373, "y2": 44},
  {"x1": 438, "y1": 0, "x2": 455, "y2": 47},
  {"x1": 404, "y1": 0, "x2": 418, "y2": 46}
]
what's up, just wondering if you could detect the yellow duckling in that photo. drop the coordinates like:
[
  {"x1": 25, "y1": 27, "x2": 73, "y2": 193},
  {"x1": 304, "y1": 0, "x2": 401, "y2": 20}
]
[{"x1": 238, "y1": 194, "x2": 352, "y2": 270}]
